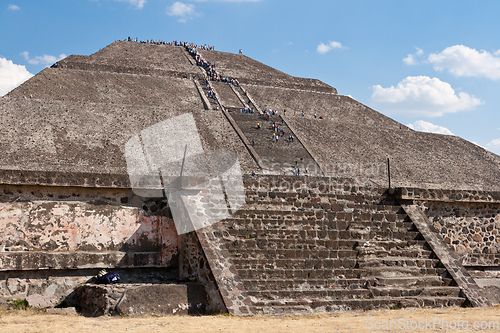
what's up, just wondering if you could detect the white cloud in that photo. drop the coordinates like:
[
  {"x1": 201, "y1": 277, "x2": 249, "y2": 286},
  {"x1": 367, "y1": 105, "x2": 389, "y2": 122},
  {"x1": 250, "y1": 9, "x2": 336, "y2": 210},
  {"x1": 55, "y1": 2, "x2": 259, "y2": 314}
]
[
  {"x1": 407, "y1": 120, "x2": 453, "y2": 135},
  {"x1": 371, "y1": 76, "x2": 483, "y2": 117},
  {"x1": 317, "y1": 41, "x2": 344, "y2": 54},
  {"x1": 403, "y1": 47, "x2": 424, "y2": 65},
  {"x1": 0, "y1": 58, "x2": 33, "y2": 96},
  {"x1": 486, "y1": 138, "x2": 500, "y2": 155},
  {"x1": 114, "y1": 0, "x2": 146, "y2": 9},
  {"x1": 428, "y1": 45, "x2": 500, "y2": 80},
  {"x1": 8, "y1": 4, "x2": 20, "y2": 10},
  {"x1": 403, "y1": 54, "x2": 417, "y2": 65},
  {"x1": 167, "y1": 2, "x2": 197, "y2": 22},
  {"x1": 21, "y1": 51, "x2": 66, "y2": 66}
]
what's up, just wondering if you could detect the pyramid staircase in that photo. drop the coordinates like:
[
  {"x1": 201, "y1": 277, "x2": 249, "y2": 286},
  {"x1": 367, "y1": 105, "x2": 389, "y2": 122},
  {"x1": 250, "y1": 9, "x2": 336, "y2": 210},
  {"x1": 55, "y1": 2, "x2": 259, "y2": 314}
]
[
  {"x1": 218, "y1": 182, "x2": 466, "y2": 314},
  {"x1": 227, "y1": 111, "x2": 319, "y2": 174}
]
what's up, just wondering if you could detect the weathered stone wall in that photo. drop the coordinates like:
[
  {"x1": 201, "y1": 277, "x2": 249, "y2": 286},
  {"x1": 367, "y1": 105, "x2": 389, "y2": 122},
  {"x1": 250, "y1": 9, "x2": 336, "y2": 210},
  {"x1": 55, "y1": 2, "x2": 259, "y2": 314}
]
[
  {"x1": 0, "y1": 185, "x2": 179, "y2": 305},
  {"x1": 178, "y1": 231, "x2": 227, "y2": 313},
  {"x1": 396, "y1": 187, "x2": 500, "y2": 266},
  {"x1": 398, "y1": 187, "x2": 500, "y2": 203},
  {"x1": 0, "y1": 185, "x2": 178, "y2": 255},
  {"x1": 426, "y1": 202, "x2": 500, "y2": 266}
]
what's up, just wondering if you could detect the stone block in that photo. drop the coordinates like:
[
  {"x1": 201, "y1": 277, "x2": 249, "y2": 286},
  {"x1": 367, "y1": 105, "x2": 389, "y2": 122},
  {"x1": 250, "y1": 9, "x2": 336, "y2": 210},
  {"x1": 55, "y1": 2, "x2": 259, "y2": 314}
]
[
  {"x1": 45, "y1": 307, "x2": 78, "y2": 315},
  {"x1": 26, "y1": 295, "x2": 59, "y2": 309},
  {"x1": 116, "y1": 285, "x2": 189, "y2": 316},
  {"x1": 78, "y1": 283, "x2": 208, "y2": 317}
]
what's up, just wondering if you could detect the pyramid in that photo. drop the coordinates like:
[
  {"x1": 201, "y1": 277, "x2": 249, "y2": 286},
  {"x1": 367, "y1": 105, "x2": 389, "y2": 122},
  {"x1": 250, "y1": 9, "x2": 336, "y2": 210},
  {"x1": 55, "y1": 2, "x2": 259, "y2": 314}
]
[
  {"x1": 2, "y1": 40, "x2": 499, "y2": 190},
  {"x1": 0, "y1": 40, "x2": 499, "y2": 315}
]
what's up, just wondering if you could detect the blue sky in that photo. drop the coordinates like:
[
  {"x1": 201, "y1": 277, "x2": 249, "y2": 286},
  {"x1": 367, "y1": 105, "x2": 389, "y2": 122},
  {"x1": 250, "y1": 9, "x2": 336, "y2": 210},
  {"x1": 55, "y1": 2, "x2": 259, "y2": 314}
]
[{"x1": 2, "y1": 0, "x2": 500, "y2": 155}]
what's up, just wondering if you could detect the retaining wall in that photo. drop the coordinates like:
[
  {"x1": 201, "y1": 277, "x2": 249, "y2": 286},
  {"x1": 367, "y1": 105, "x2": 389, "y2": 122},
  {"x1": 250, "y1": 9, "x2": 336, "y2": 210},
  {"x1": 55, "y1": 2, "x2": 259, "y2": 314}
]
[
  {"x1": 426, "y1": 202, "x2": 500, "y2": 266},
  {"x1": 1, "y1": 176, "x2": 500, "y2": 312},
  {"x1": 0, "y1": 185, "x2": 178, "y2": 305}
]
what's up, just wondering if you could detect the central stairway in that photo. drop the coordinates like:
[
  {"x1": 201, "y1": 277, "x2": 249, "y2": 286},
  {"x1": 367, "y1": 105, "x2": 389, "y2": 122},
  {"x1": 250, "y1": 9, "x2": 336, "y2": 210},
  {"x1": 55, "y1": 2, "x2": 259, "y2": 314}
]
[
  {"x1": 228, "y1": 111, "x2": 320, "y2": 174},
  {"x1": 219, "y1": 180, "x2": 465, "y2": 314}
]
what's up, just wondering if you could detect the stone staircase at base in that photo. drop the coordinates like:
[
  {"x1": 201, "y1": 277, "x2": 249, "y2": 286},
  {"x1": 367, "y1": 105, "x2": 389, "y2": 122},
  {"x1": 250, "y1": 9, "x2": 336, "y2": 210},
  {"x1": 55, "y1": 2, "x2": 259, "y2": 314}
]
[{"x1": 220, "y1": 187, "x2": 466, "y2": 314}]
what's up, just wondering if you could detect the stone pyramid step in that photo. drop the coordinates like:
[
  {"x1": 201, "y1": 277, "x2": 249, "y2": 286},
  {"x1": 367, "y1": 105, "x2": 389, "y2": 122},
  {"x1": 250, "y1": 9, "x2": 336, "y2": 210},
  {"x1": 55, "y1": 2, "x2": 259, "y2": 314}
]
[
  {"x1": 247, "y1": 286, "x2": 461, "y2": 300},
  {"x1": 212, "y1": 81, "x2": 244, "y2": 108},
  {"x1": 240, "y1": 275, "x2": 445, "y2": 291},
  {"x1": 225, "y1": 228, "x2": 423, "y2": 242},
  {"x1": 227, "y1": 216, "x2": 413, "y2": 229},
  {"x1": 247, "y1": 288, "x2": 374, "y2": 300},
  {"x1": 230, "y1": 248, "x2": 358, "y2": 260},
  {"x1": 253, "y1": 297, "x2": 466, "y2": 315},
  {"x1": 368, "y1": 286, "x2": 461, "y2": 298},
  {"x1": 357, "y1": 257, "x2": 441, "y2": 268},
  {"x1": 233, "y1": 258, "x2": 357, "y2": 270},
  {"x1": 78, "y1": 282, "x2": 209, "y2": 316},
  {"x1": 226, "y1": 238, "x2": 359, "y2": 250},
  {"x1": 236, "y1": 267, "x2": 447, "y2": 280}
]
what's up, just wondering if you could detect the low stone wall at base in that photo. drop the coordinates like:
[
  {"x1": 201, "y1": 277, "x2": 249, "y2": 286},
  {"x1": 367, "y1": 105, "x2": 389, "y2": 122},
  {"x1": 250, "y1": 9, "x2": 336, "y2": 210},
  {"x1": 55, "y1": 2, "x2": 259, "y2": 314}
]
[{"x1": 78, "y1": 282, "x2": 209, "y2": 316}]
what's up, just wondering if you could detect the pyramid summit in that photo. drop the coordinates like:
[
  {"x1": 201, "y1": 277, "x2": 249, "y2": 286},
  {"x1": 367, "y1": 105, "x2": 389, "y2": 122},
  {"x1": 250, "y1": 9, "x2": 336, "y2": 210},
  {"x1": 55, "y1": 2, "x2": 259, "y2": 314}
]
[{"x1": 0, "y1": 40, "x2": 499, "y2": 315}]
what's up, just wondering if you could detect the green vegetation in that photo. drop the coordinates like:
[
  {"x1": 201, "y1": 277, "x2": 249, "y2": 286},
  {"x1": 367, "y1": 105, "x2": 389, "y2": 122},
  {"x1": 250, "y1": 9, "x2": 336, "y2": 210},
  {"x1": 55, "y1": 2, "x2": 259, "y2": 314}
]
[{"x1": 12, "y1": 298, "x2": 30, "y2": 310}]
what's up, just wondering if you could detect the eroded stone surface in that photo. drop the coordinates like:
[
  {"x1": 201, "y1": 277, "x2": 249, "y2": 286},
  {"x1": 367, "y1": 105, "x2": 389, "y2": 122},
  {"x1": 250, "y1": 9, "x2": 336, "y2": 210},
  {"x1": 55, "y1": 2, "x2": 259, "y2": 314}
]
[
  {"x1": 426, "y1": 202, "x2": 500, "y2": 266},
  {"x1": 78, "y1": 283, "x2": 208, "y2": 316}
]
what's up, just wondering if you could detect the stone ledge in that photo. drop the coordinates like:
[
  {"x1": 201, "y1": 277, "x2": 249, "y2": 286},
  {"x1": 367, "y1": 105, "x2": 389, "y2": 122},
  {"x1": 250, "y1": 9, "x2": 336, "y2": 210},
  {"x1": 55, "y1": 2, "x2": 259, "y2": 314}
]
[
  {"x1": 0, "y1": 251, "x2": 165, "y2": 271},
  {"x1": 0, "y1": 169, "x2": 130, "y2": 188},
  {"x1": 396, "y1": 187, "x2": 500, "y2": 203},
  {"x1": 242, "y1": 81, "x2": 337, "y2": 94},
  {"x1": 58, "y1": 61, "x2": 201, "y2": 79}
]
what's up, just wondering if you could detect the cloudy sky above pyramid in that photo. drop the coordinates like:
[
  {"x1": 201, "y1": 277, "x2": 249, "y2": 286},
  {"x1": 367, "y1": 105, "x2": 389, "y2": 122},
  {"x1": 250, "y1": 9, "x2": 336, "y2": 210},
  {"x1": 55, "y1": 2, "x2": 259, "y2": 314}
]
[{"x1": 1, "y1": 1, "x2": 500, "y2": 155}]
